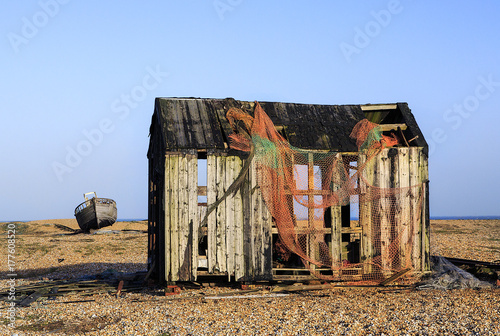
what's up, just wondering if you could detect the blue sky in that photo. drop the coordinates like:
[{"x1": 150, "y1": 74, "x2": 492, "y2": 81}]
[{"x1": 1, "y1": 1, "x2": 499, "y2": 220}]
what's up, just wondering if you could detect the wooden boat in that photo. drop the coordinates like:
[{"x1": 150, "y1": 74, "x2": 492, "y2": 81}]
[{"x1": 74, "y1": 192, "x2": 117, "y2": 231}]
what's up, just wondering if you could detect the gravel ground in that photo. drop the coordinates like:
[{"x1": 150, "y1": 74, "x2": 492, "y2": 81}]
[{"x1": 1, "y1": 219, "x2": 499, "y2": 335}]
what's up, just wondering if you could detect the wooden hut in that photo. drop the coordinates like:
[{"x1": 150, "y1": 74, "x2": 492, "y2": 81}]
[{"x1": 147, "y1": 98, "x2": 430, "y2": 284}]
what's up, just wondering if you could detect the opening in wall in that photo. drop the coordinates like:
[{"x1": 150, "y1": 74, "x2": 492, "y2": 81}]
[
  {"x1": 197, "y1": 159, "x2": 207, "y2": 205},
  {"x1": 197, "y1": 158, "x2": 208, "y2": 261}
]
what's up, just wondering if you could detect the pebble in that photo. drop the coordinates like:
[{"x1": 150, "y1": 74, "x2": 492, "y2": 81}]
[
  {"x1": 0, "y1": 219, "x2": 498, "y2": 335},
  {"x1": 1, "y1": 288, "x2": 499, "y2": 335}
]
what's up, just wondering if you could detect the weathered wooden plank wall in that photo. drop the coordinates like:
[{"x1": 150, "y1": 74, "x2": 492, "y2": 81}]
[
  {"x1": 247, "y1": 159, "x2": 273, "y2": 280},
  {"x1": 359, "y1": 147, "x2": 428, "y2": 274},
  {"x1": 163, "y1": 152, "x2": 198, "y2": 282},
  {"x1": 153, "y1": 153, "x2": 270, "y2": 282},
  {"x1": 205, "y1": 154, "x2": 273, "y2": 281},
  {"x1": 159, "y1": 147, "x2": 428, "y2": 283}
]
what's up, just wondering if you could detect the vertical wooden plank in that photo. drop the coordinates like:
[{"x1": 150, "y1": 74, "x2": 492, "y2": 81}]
[
  {"x1": 378, "y1": 149, "x2": 391, "y2": 274},
  {"x1": 254, "y1": 161, "x2": 273, "y2": 280},
  {"x1": 242, "y1": 159, "x2": 253, "y2": 281},
  {"x1": 358, "y1": 153, "x2": 373, "y2": 274},
  {"x1": 233, "y1": 156, "x2": 244, "y2": 281},
  {"x1": 409, "y1": 147, "x2": 421, "y2": 271},
  {"x1": 207, "y1": 154, "x2": 217, "y2": 273},
  {"x1": 257, "y1": 150, "x2": 273, "y2": 280},
  {"x1": 330, "y1": 205, "x2": 342, "y2": 271},
  {"x1": 250, "y1": 159, "x2": 262, "y2": 278},
  {"x1": 169, "y1": 154, "x2": 180, "y2": 282},
  {"x1": 149, "y1": 157, "x2": 160, "y2": 282},
  {"x1": 420, "y1": 149, "x2": 430, "y2": 271},
  {"x1": 164, "y1": 155, "x2": 171, "y2": 282},
  {"x1": 188, "y1": 154, "x2": 199, "y2": 281},
  {"x1": 225, "y1": 156, "x2": 236, "y2": 280},
  {"x1": 371, "y1": 152, "x2": 382, "y2": 276},
  {"x1": 254, "y1": 162, "x2": 273, "y2": 280},
  {"x1": 216, "y1": 155, "x2": 227, "y2": 273},
  {"x1": 261, "y1": 191, "x2": 273, "y2": 279},
  {"x1": 177, "y1": 154, "x2": 188, "y2": 280},
  {"x1": 148, "y1": 162, "x2": 153, "y2": 266},
  {"x1": 397, "y1": 148, "x2": 411, "y2": 269},
  {"x1": 390, "y1": 148, "x2": 400, "y2": 270},
  {"x1": 307, "y1": 152, "x2": 316, "y2": 272}
]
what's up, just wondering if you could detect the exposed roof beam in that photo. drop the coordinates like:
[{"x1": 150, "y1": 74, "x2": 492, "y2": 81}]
[
  {"x1": 378, "y1": 124, "x2": 407, "y2": 131},
  {"x1": 361, "y1": 104, "x2": 398, "y2": 111}
]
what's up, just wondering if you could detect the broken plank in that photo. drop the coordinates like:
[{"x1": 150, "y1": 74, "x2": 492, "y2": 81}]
[
  {"x1": 379, "y1": 268, "x2": 412, "y2": 286},
  {"x1": 270, "y1": 284, "x2": 334, "y2": 293},
  {"x1": 49, "y1": 299, "x2": 96, "y2": 304},
  {"x1": 18, "y1": 289, "x2": 46, "y2": 307},
  {"x1": 116, "y1": 280, "x2": 124, "y2": 297},
  {"x1": 204, "y1": 293, "x2": 289, "y2": 300}
]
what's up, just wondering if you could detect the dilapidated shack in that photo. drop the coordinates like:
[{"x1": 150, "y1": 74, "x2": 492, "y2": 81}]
[{"x1": 147, "y1": 98, "x2": 429, "y2": 284}]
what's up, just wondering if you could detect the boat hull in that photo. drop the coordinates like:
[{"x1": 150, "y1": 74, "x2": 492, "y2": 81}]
[{"x1": 74, "y1": 198, "x2": 117, "y2": 231}]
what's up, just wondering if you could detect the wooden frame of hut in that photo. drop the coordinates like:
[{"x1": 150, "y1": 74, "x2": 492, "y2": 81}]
[{"x1": 147, "y1": 98, "x2": 430, "y2": 283}]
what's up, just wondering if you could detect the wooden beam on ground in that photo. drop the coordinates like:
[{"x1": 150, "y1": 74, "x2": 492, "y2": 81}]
[
  {"x1": 49, "y1": 299, "x2": 96, "y2": 304},
  {"x1": 443, "y1": 257, "x2": 500, "y2": 270},
  {"x1": 18, "y1": 290, "x2": 46, "y2": 307},
  {"x1": 379, "y1": 268, "x2": 412, "y2": 286},
  {"x1": 271, "y1": 284, "x2": 333, "y2": 293}
]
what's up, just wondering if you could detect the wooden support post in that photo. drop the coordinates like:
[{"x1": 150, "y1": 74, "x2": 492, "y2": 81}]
[
  {"x1": 330, "y1": 205, "x2": 342, "y2": 273},
  {"x1": 307, "y1": 153, "x2": 317, "y2": 271}
]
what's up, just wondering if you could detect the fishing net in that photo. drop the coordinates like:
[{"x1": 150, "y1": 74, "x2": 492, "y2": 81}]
[
  {"x1": 227, "y1": 102, "x2": 425, "y2": 285},
  {"x1": 417, "y1": 256, "x2": 492, "y2": 290}
]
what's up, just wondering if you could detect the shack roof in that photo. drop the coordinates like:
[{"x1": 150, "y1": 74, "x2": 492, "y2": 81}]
[{"x1": 149, "y1": 97, "x2": 427, "y2": 154}]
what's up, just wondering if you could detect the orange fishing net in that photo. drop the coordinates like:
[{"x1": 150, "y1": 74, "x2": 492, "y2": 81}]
[{"x1": 228, "y1": 102, "x2": 424, "y2": 284}]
